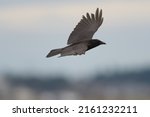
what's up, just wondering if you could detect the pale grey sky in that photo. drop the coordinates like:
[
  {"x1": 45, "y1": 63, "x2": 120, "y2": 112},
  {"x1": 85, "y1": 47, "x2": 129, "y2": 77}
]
[{"x1": 0, "y1": 0, "x2": 150, "y2": 78}]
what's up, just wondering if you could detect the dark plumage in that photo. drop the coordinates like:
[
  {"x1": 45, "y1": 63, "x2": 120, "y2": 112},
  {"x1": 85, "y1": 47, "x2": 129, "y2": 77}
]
[{"x1": 46, "y1": 8, "x2": 106, "y2": 58}]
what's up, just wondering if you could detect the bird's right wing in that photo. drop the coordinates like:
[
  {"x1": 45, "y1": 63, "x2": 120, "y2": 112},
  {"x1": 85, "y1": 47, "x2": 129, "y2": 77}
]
[{"x1": 67, "y1": 8, "x2": 103, "y2": 45}]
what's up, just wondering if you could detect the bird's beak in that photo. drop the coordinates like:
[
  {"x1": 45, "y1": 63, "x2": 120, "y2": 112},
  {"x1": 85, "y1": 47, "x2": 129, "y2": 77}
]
[{"x1": 101, "y1": 41, "x2": 106, "y2": 45}]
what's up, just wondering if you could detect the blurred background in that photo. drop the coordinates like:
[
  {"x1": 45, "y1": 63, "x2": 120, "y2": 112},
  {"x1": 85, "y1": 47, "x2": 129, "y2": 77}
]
[{"x1": 0, "y1": 0, "x2": 150, "y2": 99}]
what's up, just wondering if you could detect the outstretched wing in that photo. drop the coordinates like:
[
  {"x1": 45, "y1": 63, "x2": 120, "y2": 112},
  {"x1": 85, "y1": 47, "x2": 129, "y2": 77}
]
[{"x1": 67, "y1": 8, "x2": 103, "y2": 45}]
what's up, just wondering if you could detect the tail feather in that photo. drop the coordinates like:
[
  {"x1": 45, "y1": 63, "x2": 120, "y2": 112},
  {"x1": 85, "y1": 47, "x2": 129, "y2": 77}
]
[{"x1": 46, "y1": 48, "x2": 62, "y2": 57}]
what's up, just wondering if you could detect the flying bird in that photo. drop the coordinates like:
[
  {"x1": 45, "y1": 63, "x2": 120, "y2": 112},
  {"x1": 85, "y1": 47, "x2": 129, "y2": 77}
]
[{"x1": 46, "y1": 8, "x2": 106, "y2": 58}]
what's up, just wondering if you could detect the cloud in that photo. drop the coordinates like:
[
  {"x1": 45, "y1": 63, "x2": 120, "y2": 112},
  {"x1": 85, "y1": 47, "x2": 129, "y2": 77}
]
[
  {"x1": 0, "y1": 0, "x2": 149, "y2": 38},
  {"x1": 0, "y1": 1, "x2": 149, "y2": 30},
  {"x1": 0, "y1": 4, "x2": 49, "y2": 28}
]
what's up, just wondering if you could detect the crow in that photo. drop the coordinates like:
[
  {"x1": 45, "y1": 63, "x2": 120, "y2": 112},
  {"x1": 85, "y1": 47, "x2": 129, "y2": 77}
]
[{"x1": 46, "y1": 8, "x2": 106, "y2": 57}]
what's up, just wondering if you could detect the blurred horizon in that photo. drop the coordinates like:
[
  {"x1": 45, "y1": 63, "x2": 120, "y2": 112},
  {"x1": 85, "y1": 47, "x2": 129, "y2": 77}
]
[{"x1": 0, "y1": 66, "x2": 150, "y2": 99}]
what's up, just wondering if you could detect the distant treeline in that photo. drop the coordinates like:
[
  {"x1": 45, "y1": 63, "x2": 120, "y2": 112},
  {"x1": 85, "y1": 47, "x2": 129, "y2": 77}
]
[{"x1": 4, "y1": 67, "x2": 150, "y2": 91}]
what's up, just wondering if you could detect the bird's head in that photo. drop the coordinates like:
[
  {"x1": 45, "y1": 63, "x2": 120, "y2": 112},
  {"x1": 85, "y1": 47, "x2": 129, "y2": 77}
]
[
  {"x1": 87, "y1": 39, "x2": 106, "y2": 50},
  {"x1": 92, "y1": 39, "x2": 106, "y2": 45}
]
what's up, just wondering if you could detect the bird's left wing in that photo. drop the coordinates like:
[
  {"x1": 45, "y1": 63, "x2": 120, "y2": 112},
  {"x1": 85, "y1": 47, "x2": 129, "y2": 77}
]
[{"x1": 67, "y1": 8, "x2": 103, "y2": 45}]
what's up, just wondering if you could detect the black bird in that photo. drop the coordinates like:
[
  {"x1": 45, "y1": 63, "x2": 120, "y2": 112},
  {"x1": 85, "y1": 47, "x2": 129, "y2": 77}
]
[{"x1": 46, "y1": 8, "x2": 106, "y2": 57}]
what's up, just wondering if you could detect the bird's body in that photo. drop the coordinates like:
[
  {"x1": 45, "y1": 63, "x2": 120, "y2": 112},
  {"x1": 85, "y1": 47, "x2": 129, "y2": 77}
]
[{"x1": 46, "y1": 8, "x2": 106, "y2": 58}]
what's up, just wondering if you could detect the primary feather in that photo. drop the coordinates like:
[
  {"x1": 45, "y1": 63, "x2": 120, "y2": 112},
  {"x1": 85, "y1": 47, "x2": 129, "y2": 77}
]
[{"x1": 67, "y1": 8, "x2": 103, "y2": 45}]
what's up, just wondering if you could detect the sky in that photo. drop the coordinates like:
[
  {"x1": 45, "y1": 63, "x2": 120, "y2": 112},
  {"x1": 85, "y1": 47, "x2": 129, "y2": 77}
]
[{"x1": 0, "y1": 0, "x2": 150, "y2": 78}]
